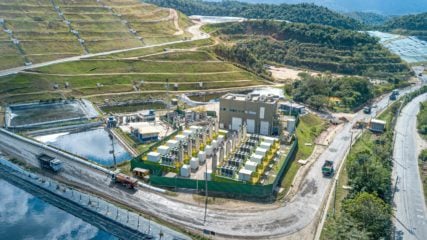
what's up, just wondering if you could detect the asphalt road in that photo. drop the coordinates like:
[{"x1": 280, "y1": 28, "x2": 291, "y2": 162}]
[{"x1": 393, "y1": 93, "x2": 427, "y2": 240}]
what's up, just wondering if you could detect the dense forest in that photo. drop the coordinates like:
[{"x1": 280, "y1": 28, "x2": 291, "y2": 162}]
[
  {"x1": 144, "y1": 0, "x2": 362, "y2": 29},
  {"x1": 344, "y1": 12, "x2": 390, "y2": 26},
  {"x1": 381, "y1": 12, "x2": 427, "y2": 40},
  {"x1": 212, "y1": 21, "x2": 410, "y2": 80},
  {"x1": 284, "y1": 73, "x2": 374, "y2": 111}
]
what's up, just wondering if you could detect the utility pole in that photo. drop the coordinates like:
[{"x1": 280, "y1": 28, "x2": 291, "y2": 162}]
[
  {"x1": 108, "y1": 130, "x2": 117, "y2": 170},
  {"x1": 204, "y1": 159, "x2": 208, "y2": 224}
]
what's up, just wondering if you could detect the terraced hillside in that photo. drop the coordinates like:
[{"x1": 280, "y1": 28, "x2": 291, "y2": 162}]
[
  {"x1": 0, "y1": 0, "x2": 192, "y2": 70},
  {"x1": 0, "y1": 39, "x2": 268, "y2": 104}
]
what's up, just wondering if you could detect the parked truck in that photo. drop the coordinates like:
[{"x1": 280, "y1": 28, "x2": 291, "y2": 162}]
[
  {"x1": 112, "y1": 173, "x2": 138, "y2": 189},
  {"x1": 37, "y1": 154, "x2": 63, "y2": 172},
  {"x1": 322, "y1": 160, "x2": 334, "y2": 177}
]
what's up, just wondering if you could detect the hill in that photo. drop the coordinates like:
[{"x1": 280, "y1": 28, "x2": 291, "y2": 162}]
[
  {"x1": 230, "y1": 0, "x2": 427, "y2": 15},
  {"x1": 0, "y1": 39, "x2": 269, "y2": 104},
  {"x1": 0, "y1": 0, "x2": 192, "y2": 70},
  {"x1": 344, "y1": 12, "x2": 391, "y2": 26},
  {"x1": 382, "y1": 12, "x2": 427, "y2": 39},
  {"x1": 144, "y1": 0, "x2": 362, "y2": 29},
  {"x1": 209, "y1": 20, "x2": 410, "y2": 80}
]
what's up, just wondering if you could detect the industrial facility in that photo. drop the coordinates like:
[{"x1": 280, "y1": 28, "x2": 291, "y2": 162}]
[{"x1": 219, "y1": 93, "x2": 280, "y2": 135}]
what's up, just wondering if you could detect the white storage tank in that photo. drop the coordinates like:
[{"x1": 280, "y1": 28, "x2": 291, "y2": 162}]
[
  {"x1": 175, "y1": 134, "x2": 187, "y2": 143},
  {"x1": 287, "y1": 119, "x2": 296, "y2": 133},
  {"x1": 157, "y1": 145, "x2": 170, "y2": 155},
  {"x1": 166, "y1": 139, "x2": 179, "y2": 148},
  {"x1": 204, "y1": 169, "x2": 212, "y2": 181},
  {"x1": 205, "y1": 145, "x2": 213, "y2": 156},
  {"x1": 190, "y1": 157, "x2": 199, "y2": 170},
  {"x1": 238, "y1": 168, "x2": 252, "y2": 182},
  {"x1": 260, "y1": 142, "x2": 272, "y2": 150},
  {"x1": 183, "y1": 130, "x2": 194, "y2": 137},
  {"x1": 211, "y1": 140, "x2": 218, "y2": 149},
  {"x1": 263, "y1": 136, "x2": 276, "y2": 144},
  {"x1": 147, "y1": 152, "x2": 160, "y2": 162},
  {"x1": 245, "y1": 161, "x2": 258, "y2": 172},
  {"x1": 250, "y1": 154, "x2": 263, "y2": 164},
  {"x1": 255, "y1": 147, "x2": 268, "y2": 157},
  {"x1": 217, "y1": 135, "x2": 225, "y2": 145},
  {"x1": 198, "y1": 151, "x2": 206, "y2": 164},
  {"x1": 180, "y1": 164, "x2": 190, "y2": 177}
]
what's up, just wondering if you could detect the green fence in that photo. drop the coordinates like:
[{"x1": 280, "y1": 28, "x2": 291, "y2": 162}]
[{"x1": 133, "y1": 139, "x2": 298, "y2": 198}]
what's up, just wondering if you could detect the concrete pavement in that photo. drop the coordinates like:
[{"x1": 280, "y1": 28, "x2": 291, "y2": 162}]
[{"x1": 393, "y1": 93, "x2": 427, "y2": 240}]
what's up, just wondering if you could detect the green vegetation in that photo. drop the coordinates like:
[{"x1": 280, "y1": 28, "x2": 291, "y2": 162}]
[
  {"x1": 419, "y1": 149, "x2": 427, "y2": 205},
  {"x1": 0, "y1": 0, "x2": 190, "y2": 69},
  {"x1": 417, "y1": 101, "x2": 427, "y2": 137},
  {"x1": 321, "y1": 92, "x2": 427, "y2": 239},
  {"x1": 144, "y1": 0, "x2": 362, "y2": 29},
  {"x1": 344, "y1": 12, "x2": 391, "y2": 26},
  {"x1": 285, "y1": 73, "x2": 375, "y2": 111},
  {"x1": 279, "y1": 114, "x2": 326, "y2": 197},
  {"x1": 0, "y1": 49, "x2": 266, "y2": 103},
  {"x1": 382, "y1": 12, "x2": 427, "y2": 40},
  {"x1": 211, "y1": 21, "x2": 410, "y2": 80}
]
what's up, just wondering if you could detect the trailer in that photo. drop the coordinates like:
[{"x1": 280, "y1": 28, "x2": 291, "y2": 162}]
[
  {"x1": 37, "y1": 154, "x2": 62, "y2": 172},
  {"x1": 322, "y1": 160, "x2": 334, "y2": 177},
  {"x1": 112, "y1": 173, "x2": 138, "y2": 189}
]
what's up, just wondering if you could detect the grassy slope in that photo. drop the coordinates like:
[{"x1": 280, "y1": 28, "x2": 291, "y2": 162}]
[
  {"x1": 0, "y1": 47, "x2": 267, "y2": 104},
  {"x1": 0, "y1": 0, "x2": 188, "y2": 69},
  {"x1": 279, "y1": 114, "x2": 327, "y2": 197}
]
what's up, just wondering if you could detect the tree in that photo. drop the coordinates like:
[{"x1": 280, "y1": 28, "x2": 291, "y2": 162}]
[
  {"x1": 323, "y1": 213, "x2": 370, "y2": 240},
  {"x1": 342, "y1": 192, "x2": 392, "y2": 239},
  {"x1": 347, "y1": 151, "x2": 392, "y2": 202}
]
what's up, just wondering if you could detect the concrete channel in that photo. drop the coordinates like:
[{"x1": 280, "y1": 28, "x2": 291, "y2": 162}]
[{"x1": 0, "y1": 157, "x2": 189, "y2": 240}]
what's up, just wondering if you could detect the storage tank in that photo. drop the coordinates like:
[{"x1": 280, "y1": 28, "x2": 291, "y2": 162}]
[
  {"x1": 244, "y1": 161, "x2": 258, "y2": 172},
  {"x1": 147, "y1": 152, "x2": 160, "y2": 162},
  {"x1": 157, "y1": 145, "x2": 170, "y2": 155},
  {"x1": 255, "y1": 148, "x2": 267, "y2": 157},
  {"x1": 198, "y1": 151, "x2": 206, "y2": 164},
  {"x1": 217, "y1": 135, "x2": 225, "y2": 145},
  {"x1": 180, "y1": 164, "x2": 190, "y2": 177},
  {"x1": 204, "y1": 169, "x2": 212, "y2": 181},
  {"x1": 205, "y1": 145, "x2": 213, "y2": 156},
  {"x1": 190, "y1": 157, "x2": 199, "y2": 170},
  {"x1": 287, "y1": 119, "x2": 296, "y2": 133},
  {"x1": 211, "y1": 140, "x2": 218, "y2": 149}
]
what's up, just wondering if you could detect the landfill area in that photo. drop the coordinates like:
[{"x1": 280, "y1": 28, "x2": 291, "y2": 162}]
[
  {"x1": 368, "y1": 31, "x2": 427, "y2": 63},
  {"x1": 5, "y1": 99, "x2": 99, "y2": 129}
]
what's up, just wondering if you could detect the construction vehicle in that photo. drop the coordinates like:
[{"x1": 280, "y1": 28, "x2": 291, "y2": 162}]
[
  {"x1": 37, "y1": 154, "x2": 63, "y2": 172},
  {"x1": 322, "y1": 160, "x2": 334, "y2": 177},
  {"x1": 112, "y1": 173, "x2": 138, "y2": 189}
]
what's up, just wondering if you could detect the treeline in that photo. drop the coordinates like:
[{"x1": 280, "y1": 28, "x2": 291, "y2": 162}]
[
  {"x1": 344, "y1": 12, "x2": 391, "y2": 26},
  {"x1": 144, "y1": 0, "x2": 362, "y2": 29},
  {"x1": 213, "y1": 21, "x2": 410, "y2": 79},
  {"x1": 284, "y1": 73, "x2": 374, "y2": 111},
  {"x1": 418, "y1": 101, "x2": 427, "y2": 135},
  {"x1": 381, "y1": 12, "x2": 427, "y2": 40}
]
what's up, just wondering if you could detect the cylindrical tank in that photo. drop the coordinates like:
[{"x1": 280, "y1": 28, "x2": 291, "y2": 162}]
[
  {"x1": 190, "y1": 157, "x2": 199, "y2": 170},
  {"x1": 198, "y1": 151, "x2": 206, "y2": 164}
]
